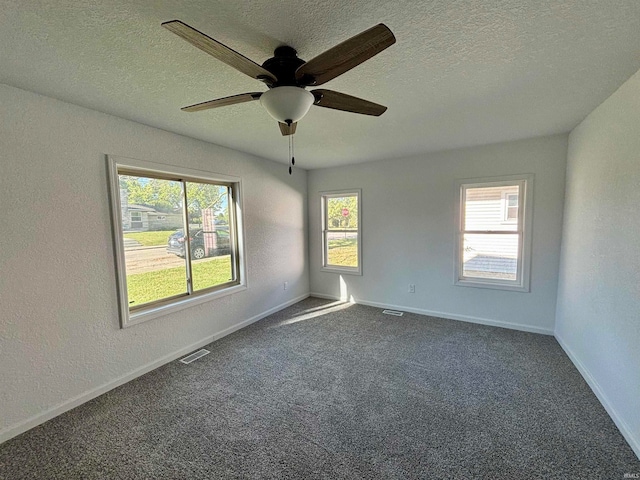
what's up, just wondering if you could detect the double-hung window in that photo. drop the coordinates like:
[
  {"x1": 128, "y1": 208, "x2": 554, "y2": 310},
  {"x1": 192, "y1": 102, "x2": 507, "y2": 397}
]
[
  {"x1": 321, "y1": 190, "x2": 362, "y2": 275},
  {"x1": 455, "y1": 175, "x2": 533, "y2": 291},
  {"x1": 108, "y1": 156, "x2": 246, "y2": 327}
]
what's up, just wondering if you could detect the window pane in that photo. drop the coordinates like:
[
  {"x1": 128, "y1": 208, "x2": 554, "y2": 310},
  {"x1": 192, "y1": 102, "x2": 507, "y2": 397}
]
[
  {"x1": 462, "y1": 233, "x2": 519, "y2": 281},
  {"x1": 326, "y1": 196, "x2": 358, "y2": 230},
  {"x1": 464, "y1": 185, "x2": 519, "y2": 231},
  {"x1": 185, "y1": 182, "x2": 235, "y2": 291},
  {"x1": 325, "y1": 194, "x2": 359, "y2": 268},
  {"x1": 326, "y1": 231, "x2": 359, "y2": 267},
  {"x1": 119, "y1": 175, "x2": 187, "y2": 307}
]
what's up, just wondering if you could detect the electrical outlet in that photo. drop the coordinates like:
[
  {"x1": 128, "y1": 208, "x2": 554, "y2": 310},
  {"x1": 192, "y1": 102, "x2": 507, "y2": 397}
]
[
  {"x1": 284, "y1": 281, "x2": 288, "y2": 291},
  {"x1": 409, "y1": 284, "x2": 415, "y2": 293}
]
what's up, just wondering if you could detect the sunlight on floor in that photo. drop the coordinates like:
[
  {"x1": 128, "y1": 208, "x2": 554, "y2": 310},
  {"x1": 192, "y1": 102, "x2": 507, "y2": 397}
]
[
  {"x1": 270, "y1": 300, "x2": 353, "y2": 327},
  {"x1": 339, "y1": 275, "x2": 355, "y2": 303}
]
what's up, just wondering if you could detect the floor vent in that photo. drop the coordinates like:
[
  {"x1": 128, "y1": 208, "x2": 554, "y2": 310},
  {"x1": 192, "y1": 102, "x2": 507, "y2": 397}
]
[
  {"x1": 382, "y1": 309, "x2": 404, "y2": 316},
  {"x1": 179, "y1": 349, "x2": 210, "y2": 364}
]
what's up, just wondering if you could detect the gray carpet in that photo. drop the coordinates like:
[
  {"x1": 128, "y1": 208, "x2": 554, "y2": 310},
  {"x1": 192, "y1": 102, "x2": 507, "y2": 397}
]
[{"x1": 1, "y1": 297, "x2": 638, "y2": 479}]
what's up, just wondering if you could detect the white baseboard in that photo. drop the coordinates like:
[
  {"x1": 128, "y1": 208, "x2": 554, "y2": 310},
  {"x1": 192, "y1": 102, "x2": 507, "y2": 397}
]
[
  {"x1": 308, "y1": 292, "x2": 343, "y2": 301},
  {"x1": 309, "y1": 292, "x2": 554, "y2": 335},
  {"x1": 0, "y1": 293, "x2": 310, "y2": 445},
  {"x1": 555, "y1": 333, "x2": 640, "y2": 460}
]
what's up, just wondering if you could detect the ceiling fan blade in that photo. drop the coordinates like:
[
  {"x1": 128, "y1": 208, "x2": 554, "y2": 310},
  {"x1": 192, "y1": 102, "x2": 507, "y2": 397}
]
[
  {"x1": 295, "y1": 24, "x2": 395, "y2": 86},
  {"x1": 181, "y1": 92, "x2": 263, "y2": 112},
  {"x1": 311, "y1": 89, "x2": 387, "y2": 116},
  {"x1": 278, "y1": 122, "x2": 298, "y2": 136},
  {"x1": 162, "y1": 20, "x2": 277, "y2": 84}
]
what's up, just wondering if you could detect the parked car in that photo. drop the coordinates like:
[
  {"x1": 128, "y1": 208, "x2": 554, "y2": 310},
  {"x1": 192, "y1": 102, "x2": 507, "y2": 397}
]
[{"x1": 167, "y1": 228, "x2": 230, "y2": 259}]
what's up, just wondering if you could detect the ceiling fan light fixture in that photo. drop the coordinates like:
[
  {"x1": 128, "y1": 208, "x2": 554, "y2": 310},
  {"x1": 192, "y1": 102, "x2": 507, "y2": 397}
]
[{"x1": 260, "y1": 86, "x2": 314, "y2": 123}]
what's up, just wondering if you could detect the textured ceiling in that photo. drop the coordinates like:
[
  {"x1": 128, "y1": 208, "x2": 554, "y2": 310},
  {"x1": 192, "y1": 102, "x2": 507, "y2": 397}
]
[{"x1": 1, "y1": 0, "x2": 640, "y2": 169}]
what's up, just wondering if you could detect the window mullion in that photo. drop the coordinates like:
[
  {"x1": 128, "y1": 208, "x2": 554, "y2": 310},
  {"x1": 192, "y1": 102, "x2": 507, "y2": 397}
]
[
  {"x1": 181, "y1": 181, "x2": 194, "y2": 295},
  {"x1": 461, "y1": 187, "x2": 468, "y2": 231},
  {"x1": 516, "y1": 231, "x2": 524, "y2": 281},
  {"x1": 323, "y1": 231, "x2": 328, "y2": 267},
  {"x1": 227, "y1": 185, "x2": 239, "y2": 282},
  {"x1": 322, "y1": 196, "x2": 328, "y2": 267},
  {"x1": 461, "y1": 230, "x2": 519, "y2": 235}
]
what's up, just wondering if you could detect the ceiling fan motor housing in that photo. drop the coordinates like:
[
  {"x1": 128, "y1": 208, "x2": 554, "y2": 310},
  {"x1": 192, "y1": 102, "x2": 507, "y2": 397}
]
[{"x1": 262, "y1": 46, "x2": 306, "y2": 87}]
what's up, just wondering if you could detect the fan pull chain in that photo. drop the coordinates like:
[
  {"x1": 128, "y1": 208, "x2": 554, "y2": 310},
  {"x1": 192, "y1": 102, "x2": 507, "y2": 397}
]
[
  {"x1": 288, "y1": 134, "x2": 292, "y2": 175},
  {"x1": 291, "y1": 134, "x2": 295, "y2": 166},
  {"x1": 286, "y1": 120, "x2": 296, "y2": 175}
]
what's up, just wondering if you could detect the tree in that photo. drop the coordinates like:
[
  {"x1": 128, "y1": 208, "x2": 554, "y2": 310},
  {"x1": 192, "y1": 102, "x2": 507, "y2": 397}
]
[
  {"x1": 120, "y1": 176, "x2": 182, "y2": 213},
  {"x1": 327, "y1": 196, "x2": 358, "y2": 229},
  {"x1": 120, "y1": 176, "x2": 227, "y2": 220},
  {"x1": 185, "y1": 183, "x2": 227, "y2": 220}
]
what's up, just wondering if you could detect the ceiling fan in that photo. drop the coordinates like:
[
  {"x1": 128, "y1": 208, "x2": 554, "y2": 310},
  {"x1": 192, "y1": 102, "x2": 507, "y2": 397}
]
[{"x1": 162, "y1": 20, "x2": 396, "y2": 137}]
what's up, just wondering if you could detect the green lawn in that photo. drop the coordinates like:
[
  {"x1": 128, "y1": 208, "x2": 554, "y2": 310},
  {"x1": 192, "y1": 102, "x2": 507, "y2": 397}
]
[
  {"x1": 327, "y1": 238, "x2": 358, "y2": 267},
  {"x1": 127, "y1": 255, "x2": 232, "y2": 307},
  {"x1": 127, "y1": 236, "x2": 357, "y2": 307},
  {"x1": 123, "y1": 230, "x2": 176, "y2": 247}
]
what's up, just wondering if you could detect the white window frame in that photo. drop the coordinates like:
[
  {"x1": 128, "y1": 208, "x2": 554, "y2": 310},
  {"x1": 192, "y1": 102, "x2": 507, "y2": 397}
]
[
  {"x1": 321, "y1": 189, "x2": 362, "y2": 275},
  {"x1": 107, "y1": 155, "x2": 247, "y2": 328},
  {"x1": 454, "y1": 174, "x2": 533, "y2": 292}
]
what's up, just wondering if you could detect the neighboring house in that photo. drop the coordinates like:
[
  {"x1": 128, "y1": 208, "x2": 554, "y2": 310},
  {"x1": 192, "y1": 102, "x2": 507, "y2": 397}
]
[{"x1": 123, "y1": 204, "x2": 183, "y2": 232}]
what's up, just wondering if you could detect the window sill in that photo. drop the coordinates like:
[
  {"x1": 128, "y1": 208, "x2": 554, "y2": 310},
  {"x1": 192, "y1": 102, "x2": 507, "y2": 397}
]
[
  {"x1": 124, "y1": 283, "x2": 247, "y2": 328},
  {"x1": 321, "y1": 266, "x2": 362, "y2": 276},
  {"x1": 455, "y1": 278, "x2": 529, "y2": 292}
]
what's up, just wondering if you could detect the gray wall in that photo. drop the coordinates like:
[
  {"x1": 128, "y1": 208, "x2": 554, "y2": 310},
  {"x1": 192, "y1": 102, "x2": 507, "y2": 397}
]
[
  {"x1": 0, "y1": 84, "x2": 309, "y2": 440},
  {"x1": 555, "y1": 69, "x2": 640, "y2": 457},
  {"x1": 308, "y1": 135, "x2": 568, "y2": 334}
]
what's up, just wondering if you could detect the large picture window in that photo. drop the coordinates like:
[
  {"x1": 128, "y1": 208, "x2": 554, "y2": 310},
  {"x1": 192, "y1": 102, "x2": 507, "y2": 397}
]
[
  {"x1": 321, "y1": 190, "x2": 362, "y2": 275},
  {"x1": 108, "y1": 156, "x2": 245, "y2": 327},
  {"x1": 455, "y1": 175, "x2": 533, "y2": 291}
]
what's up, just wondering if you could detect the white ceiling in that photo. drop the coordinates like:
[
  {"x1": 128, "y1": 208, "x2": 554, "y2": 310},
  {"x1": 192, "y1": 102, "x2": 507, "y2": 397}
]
[{"x1": 2, "y1": 1, "x2": 640, "y2": 169}]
